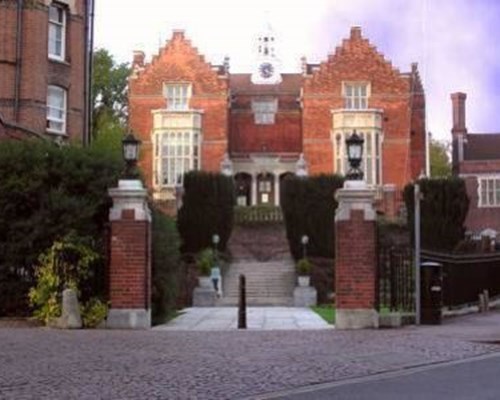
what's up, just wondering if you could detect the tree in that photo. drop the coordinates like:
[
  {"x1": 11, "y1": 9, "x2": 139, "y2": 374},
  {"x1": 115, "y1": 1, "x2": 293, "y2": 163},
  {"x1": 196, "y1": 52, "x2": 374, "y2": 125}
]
[
  {"x1": 430, "y1": 138, "x2": 451, "y2": 177},
  {"x1": 91, "y1": 48, "x2": 130, "y2": 138}
]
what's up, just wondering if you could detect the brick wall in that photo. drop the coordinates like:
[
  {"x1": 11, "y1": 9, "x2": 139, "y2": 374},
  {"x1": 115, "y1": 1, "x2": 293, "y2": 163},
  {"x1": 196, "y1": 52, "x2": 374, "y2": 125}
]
[
  {"x1": 0, "y1": 0, "x2": 86, "y2": 141},
  {"x1": 335, "y1": 210, "x2": 376, "y2": 309},
  {"x1": 109, "y1": 216, "x2": 150, "y2": 309}
]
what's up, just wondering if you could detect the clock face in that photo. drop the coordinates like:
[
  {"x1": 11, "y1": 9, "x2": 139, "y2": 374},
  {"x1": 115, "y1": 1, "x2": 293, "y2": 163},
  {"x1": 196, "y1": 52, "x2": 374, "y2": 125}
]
[{"x1": 259, "y1": 62, "x2": 274, "y2": 78}]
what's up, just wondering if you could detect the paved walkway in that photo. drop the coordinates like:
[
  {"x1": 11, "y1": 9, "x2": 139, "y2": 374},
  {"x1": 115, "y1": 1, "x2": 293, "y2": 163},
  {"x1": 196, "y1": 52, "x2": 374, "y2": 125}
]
[{"x1": 154, "y1": 307, "x2": 331, "y2": 331}]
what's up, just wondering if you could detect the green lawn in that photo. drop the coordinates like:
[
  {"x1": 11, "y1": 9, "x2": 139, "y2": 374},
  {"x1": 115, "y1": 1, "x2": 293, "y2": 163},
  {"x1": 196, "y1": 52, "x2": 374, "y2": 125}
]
[{"x1": 311, "y1": 304, "x2": 335, "y2": 324}]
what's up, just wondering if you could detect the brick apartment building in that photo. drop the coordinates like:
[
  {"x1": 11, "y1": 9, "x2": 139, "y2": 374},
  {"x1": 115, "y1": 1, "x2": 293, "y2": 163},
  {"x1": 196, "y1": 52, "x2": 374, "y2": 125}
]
[
  {"x1": 129, "y1": 25, "x2": 427, "y2": 212},
  {"x1": 451, "y1": 93, "x2": 500, "y2": 234},
  {"x1": 0, "y1": 0, "x2": 93, "y2": 143}
]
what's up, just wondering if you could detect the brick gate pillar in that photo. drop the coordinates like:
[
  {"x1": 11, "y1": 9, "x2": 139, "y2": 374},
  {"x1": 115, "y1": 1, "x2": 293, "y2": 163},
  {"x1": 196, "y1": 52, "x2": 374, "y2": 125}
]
[
  {"x1": 107, "y1": 180, "x2": 151, "y2": 329},
  {"x1": 335, "y1": 181, "x2": 379, "y2": 329}
]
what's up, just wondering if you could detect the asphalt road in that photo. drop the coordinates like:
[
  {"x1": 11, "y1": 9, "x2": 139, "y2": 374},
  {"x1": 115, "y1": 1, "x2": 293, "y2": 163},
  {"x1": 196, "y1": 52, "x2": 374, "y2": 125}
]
[{"x1": 266, "y1": 352, "x2": 500, "y2": 400}]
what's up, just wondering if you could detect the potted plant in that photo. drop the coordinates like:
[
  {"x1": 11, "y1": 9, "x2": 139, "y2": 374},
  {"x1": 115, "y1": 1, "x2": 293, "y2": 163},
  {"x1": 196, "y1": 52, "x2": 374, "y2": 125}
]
[
  {"x1": 296, "y1": 258, "x2": 312, "y2": 287},
  {"x1": 196, "y1": 248, "x2": 214, "y2": 288}
]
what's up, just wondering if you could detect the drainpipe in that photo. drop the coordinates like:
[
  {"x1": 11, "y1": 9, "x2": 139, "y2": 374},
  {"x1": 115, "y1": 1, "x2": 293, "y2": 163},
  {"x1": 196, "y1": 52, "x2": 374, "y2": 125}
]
[
  {"x1": 83, "y1": 0, "x2": 95, "y2": 146},
  {"x1": 14, "y1": 0, "x2": 24, "y2": 122}
]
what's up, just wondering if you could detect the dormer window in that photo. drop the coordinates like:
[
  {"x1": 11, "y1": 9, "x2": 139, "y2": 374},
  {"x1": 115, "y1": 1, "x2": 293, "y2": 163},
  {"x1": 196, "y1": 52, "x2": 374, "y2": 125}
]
[
  {"x1": 343, "y1": 82, "x2": 370, "y2": 110},
  {"x1": 163, "y1": 83, "x2": 191, "y2": 111}
]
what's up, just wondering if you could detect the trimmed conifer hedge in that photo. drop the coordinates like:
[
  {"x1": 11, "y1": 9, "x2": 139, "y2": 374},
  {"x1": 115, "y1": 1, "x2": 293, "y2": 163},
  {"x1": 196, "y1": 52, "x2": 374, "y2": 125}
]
[
  {"x1": 403, "y1": 178, "x2": 469, "y2": 251},
  {"x1": 281, "y1": 174, "x2": 344, "y2": 260},
  {"x1": 177, "y1": 171, "x2": 235, "y2": 253}
]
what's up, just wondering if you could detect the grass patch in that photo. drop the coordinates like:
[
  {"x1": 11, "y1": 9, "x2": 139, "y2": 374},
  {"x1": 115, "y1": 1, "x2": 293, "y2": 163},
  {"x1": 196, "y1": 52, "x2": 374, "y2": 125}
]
[{"x1": 311, "y1": 304, "x2": 335, "y2": 324}]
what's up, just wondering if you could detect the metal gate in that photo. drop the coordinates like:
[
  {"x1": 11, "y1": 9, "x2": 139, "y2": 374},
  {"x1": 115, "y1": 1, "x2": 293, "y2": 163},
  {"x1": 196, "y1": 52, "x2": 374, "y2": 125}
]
[{"x1": 377, "y1": 246, "x2": 414, "y2": 313}]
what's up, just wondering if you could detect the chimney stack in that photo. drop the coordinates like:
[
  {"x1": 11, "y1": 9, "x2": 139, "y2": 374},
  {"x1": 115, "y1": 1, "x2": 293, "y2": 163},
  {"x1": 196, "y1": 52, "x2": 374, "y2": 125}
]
[
  {"x1": 451, "y1": 92, "x2": 467, "y2": 135},
  {"x1": 450, "y1": 92, "x2": 467, "y2": 174}
]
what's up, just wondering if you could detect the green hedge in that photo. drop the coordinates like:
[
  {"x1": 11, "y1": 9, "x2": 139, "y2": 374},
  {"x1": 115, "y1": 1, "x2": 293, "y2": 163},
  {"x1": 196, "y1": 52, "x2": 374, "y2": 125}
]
[
  {"x1": 0, "y1": 140, "x2": 123, "y2": 316},
  {"x1": 151, "y1": 206, "x2": 181, "y2": 325},
  {"x1": 281, "y1": 174, "x2": 344, "y2": 259},
  {"x1": 404, "y1": 178, "x2": 469, "y2": 251},
  {"x1": 177, "y1": 171, "x2": 235, "y2": 254}
]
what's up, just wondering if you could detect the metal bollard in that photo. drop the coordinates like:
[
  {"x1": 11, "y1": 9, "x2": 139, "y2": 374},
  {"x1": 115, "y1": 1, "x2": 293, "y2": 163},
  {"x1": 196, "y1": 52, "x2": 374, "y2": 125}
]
[{"x1": 238, "y1": 274, "x2": 247, "y2": 329}]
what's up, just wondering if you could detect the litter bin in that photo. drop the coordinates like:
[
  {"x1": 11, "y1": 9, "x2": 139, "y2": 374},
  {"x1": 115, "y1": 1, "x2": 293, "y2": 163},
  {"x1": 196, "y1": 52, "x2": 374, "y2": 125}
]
[{"x1": 420, "y1": 261, "x2": 443, "y2": 324}]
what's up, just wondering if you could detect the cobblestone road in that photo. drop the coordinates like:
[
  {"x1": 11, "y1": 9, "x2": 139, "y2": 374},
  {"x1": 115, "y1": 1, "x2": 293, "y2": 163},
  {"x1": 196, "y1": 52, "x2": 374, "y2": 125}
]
[{"x1": 1, "y1": 314, "x2": 499, "y2": 400}]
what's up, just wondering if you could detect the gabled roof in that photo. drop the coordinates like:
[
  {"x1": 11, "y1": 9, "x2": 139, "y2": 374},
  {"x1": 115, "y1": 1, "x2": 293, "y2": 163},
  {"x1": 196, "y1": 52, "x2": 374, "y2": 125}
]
[
  {"x1": 465, "y1": 133, "x2": 500, "y2": 160},
  {"x1": 230, "y1": 74, "x2": 302, "y2": 95}
]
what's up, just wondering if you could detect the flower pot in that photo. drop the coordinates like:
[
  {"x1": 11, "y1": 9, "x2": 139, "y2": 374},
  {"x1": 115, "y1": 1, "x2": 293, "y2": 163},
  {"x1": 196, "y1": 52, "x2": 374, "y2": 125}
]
[
  {"x1": 198, "y1": 276, "x2": 213, "y2": 289},
  {"x1": 298, "y1": 276, "x2": 310, "y2": 287}
]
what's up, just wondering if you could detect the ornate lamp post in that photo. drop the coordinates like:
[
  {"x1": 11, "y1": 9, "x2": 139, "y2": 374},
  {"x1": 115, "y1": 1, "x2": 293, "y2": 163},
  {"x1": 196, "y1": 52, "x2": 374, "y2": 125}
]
[
  {"x1": 345, "y1": 130, "x2": 364, "y2": 181},
  {"x1": 122, "y1": 132, "x2": 141, "y2": 179},
  {"x1": 212, "y1": 233, "x2": 220, "y2": 262},
  {"x1": 301, "y1": 234, "x2": 309, "y2": 259}
]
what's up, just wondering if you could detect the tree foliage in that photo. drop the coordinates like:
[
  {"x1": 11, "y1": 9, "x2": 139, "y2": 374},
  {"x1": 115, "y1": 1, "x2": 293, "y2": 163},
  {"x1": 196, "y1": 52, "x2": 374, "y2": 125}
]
[
  {"x1": 0, "y1": 140, "x2": 123, "y2": 316},
  {"x1": 404, "y1": 178, "x2": 469, "y2": 251},
  {"x1": 91, "y1": 48, "x2": 130, "y2": 139},
  {"x1": 281, "y1": 174, "x2": 344, "y2": 260},
  {"x1": 177, "y1": 171, "x2": 235, "y2": 254},
  {"x1": 430, "y1": 138, "x2": 451, "y2": 178}
]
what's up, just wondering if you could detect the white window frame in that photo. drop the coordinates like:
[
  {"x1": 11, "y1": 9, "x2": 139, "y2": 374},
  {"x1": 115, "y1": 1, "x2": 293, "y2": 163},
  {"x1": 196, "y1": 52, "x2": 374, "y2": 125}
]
[
  {"x1": 334, "y1": 130, "x2": 382, "y2": 185},
  {"x1": 163, "y1": 83, "x2": 192, "y2": 111},
  {"x1": 343, "y1": 82, "x2": 370, "y2": 110},
  {"x1": 46, "y1": 85, "x2": 67, "y2": 134},
  {"x1": 48, "y1": 3, "x2": 66, "y2": 61},
  {"x1": 252, "y1": 99, "x2": 277, "y2": 125},
  {"x1": 154, "y1": 130, "x2": 200, "y2": 188},
  {"x1": 478, "y1": 176, "x2": 500, "y2": 208}
]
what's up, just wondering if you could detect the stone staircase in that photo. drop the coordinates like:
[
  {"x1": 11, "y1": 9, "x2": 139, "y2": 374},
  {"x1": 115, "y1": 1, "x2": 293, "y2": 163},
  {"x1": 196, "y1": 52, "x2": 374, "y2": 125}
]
[
  {"x1": 218, "y1": 260, "x2": 295, "y2": 306},
  {"x1": 217, "y1": 218, "x2": 296, "y2": 306}
]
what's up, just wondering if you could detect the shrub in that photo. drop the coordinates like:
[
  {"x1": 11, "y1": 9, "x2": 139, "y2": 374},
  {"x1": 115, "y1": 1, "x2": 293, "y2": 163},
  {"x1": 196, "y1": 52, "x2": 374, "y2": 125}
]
[
  {"x1": 281, "y1": 174, "x2": 344, "y2": 259},
  {"x1": 81, "y1": 298, "x2": 108, "y2": 328},
  {"x1": 296, "y1": 258, "x2": 312, "y2": 276},
  {"x1": 151, "y1": 206, "x2": 181, "y2": 325},
  {"x1": 28, "y1": 233, "x2": 101, "y2": 325},
  {"x1": 177, "y1": 171, "x2": 235, "y2": 253},
  {"x1": 404, "y1": 178, "x2": 469, "y2": 251},
  {"x1": 196, "y1": 248, "x2": 215, "y2": 276},
  {"x1": 0, "y1": 140, "x2": 122, "y2": 316}
]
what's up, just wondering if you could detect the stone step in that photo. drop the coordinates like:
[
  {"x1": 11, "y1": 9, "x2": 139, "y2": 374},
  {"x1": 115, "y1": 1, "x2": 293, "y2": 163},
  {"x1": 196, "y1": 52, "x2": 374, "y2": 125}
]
[{"x1": 216, "y1": 296, "x2": 294, "y2": 307}]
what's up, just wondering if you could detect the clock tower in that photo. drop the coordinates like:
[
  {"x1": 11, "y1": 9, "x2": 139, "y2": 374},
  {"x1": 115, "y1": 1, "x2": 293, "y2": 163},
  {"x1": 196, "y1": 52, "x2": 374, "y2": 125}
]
[{"x1": 251, "y1": 21, "x2": 282, "y2": 85}]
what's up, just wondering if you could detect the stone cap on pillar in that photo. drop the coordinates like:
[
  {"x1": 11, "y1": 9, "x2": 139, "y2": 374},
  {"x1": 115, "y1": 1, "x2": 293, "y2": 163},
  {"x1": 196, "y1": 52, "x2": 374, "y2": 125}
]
[
  {"x1": 108, "y1": 180, "x2": 151, "y2": 222},
  {"x1": 335, "y1": 180, "x2": 376, "y2": 221}
]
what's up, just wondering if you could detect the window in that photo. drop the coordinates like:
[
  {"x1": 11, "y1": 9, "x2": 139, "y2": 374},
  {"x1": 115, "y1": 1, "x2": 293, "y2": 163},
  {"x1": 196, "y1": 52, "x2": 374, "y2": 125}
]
[
  {"x1": 48, "y1": 3, "x2": 66, "y2": 60},
  {"x1": 46, "y1": 85, "x2": 67, "y2": 134},
  {"x1": 343, "y1": 83, "x2": 369, "y2": 110},
  {"x1": 479, "y1": 177, "x2": 500, "y2": 207},
  {"x1": 155, "y1": 131, "x2": 199, "y2": 187},
  {"x1": 335, "y1": 130, "x2": 382, "y2": 185},
  {"x1": 252, "y1": 99, "x2": 277, "y2": 125},
  {"x1": 163, "y1": 84, "x2": 191, "y2": 111}
]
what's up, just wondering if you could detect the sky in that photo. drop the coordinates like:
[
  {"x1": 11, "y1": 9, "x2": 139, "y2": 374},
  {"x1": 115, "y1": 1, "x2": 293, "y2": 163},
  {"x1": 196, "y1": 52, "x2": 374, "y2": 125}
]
[{"x1": 94, "y1": 0, "x2": 500, "y2": 142}]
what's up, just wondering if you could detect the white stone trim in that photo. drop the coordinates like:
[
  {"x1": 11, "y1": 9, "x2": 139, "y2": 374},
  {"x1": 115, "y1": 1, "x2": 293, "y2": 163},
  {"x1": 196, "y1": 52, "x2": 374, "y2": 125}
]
[
  {"x1": 335, "y1": 182, "x2": 377, "y2": 221},
  {"x1": 106, "y1": 309, "x2": 151, "y2": 329},
  {"x1": 335, "y1": 308, "x2": 379, "y2": 329},
  {"x1": 108, "y1": 180, "x2": 151, "y2": 222}
]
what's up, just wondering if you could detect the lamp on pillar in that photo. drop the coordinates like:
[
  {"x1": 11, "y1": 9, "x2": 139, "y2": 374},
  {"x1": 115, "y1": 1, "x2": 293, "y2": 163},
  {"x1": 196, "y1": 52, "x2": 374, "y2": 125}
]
[
  {"x1": 345, "y1": 131, "x2": 364, "y2": 181},
  {"x1": 122, "y1": 132, "x2": 141, "y2": 179},
  {"x1": 301, "y1": 234, "x2": 309, "y2": 259}
]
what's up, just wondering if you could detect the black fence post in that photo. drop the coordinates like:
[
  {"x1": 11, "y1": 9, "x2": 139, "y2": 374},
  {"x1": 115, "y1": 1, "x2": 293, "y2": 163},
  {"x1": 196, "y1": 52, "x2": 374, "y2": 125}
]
[{"x1": 238, "y1": 274, "x2": 247, "y2": 329}]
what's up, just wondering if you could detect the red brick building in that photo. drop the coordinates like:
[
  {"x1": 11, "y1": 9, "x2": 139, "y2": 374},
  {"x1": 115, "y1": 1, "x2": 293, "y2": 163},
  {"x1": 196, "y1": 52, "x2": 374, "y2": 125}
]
[
  {"x1": 129, "y1": 26, "x2": 426, "y2": 211},
  {"x1": 0, "y1": 0, "x2": 93, "y2": 143},
  {"x1": 451, "y1": 93, "x2": 500, "y2": 234}
]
